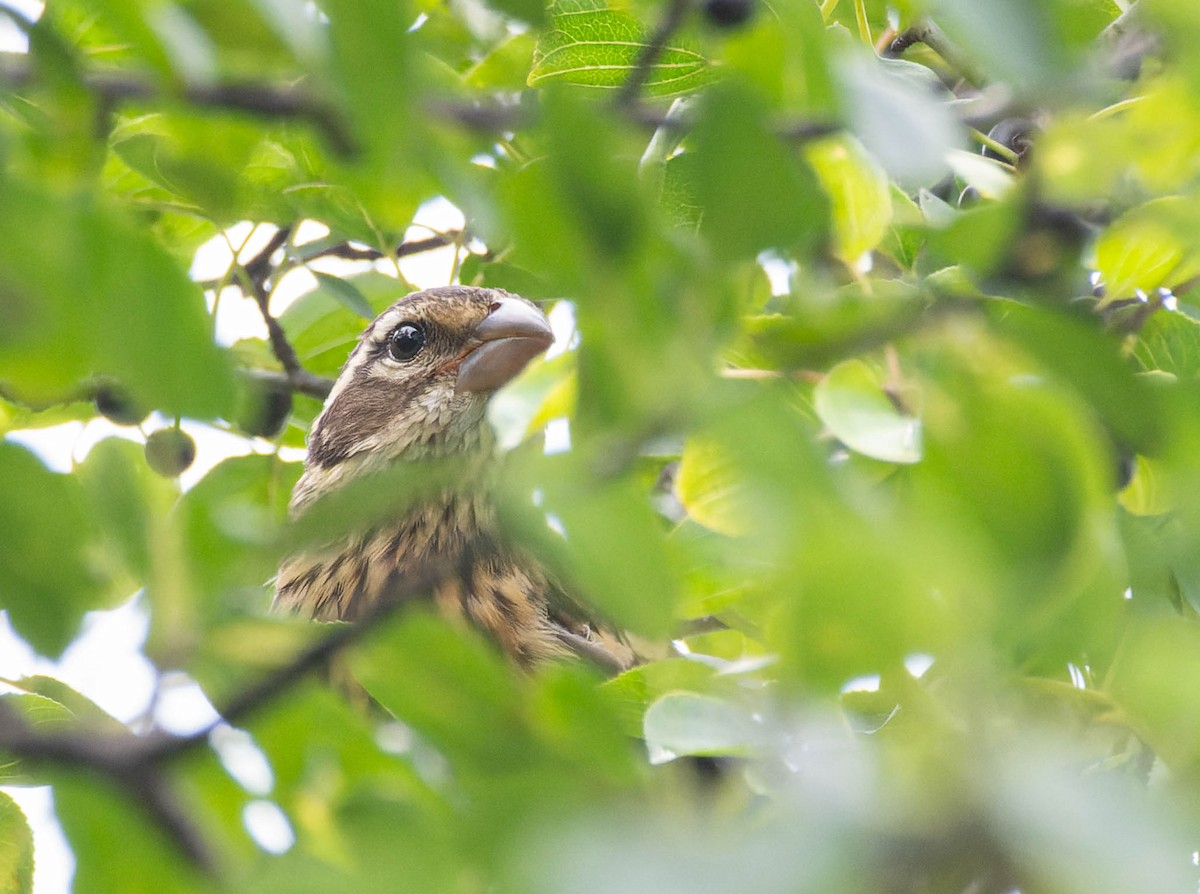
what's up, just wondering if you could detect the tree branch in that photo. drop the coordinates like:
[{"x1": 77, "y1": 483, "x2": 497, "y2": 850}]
[
  {"x1": 0, "y1": 54, "x2": 356, "y2": 157},
  {"x1": 886, "y1": 18, "x2": 988, "y2": 87},
  {"x1": 237, "y1": 226, "x2": 337, "y2": 401},
  {"x1": 304, "y1": 231, "x2": 462, "y2": 263},
  {"x1": 0, "y1": 699, "x2": 217, "y2": 872},
  {"x1": 0, "y1": 564, "x2": 452, "y2": 873}
]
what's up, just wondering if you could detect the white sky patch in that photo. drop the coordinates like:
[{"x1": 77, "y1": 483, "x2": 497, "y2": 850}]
[
  {"x1": 152, "y1": 673, "x2": 222, "y2": 736},
  {"x1": 211, "y1": 726, "x2": 275, "y2": 796},
  {"x1": 242, "y1": 800, "x2": 295, "y2": 854},
  {"x1": 544, "y1": 417, "x2": 571, "y2": 454},
  {"x1": 0, "y1": 1, "x2": 42, "y2": 52},
  {"x1": 545, "y1": 301, "x2": 577, "y2": 359}
]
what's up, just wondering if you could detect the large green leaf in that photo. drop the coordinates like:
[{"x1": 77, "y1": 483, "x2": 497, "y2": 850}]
[
  {"x1": 813, "y1": 359, "x2": 921, "y2": 464},
  {"x1": 0, "y1": 181, "x2": 234, "y2": 416},
  {"x1": 0, "y1": 444, "x2": 105, "y2": 657},
  {"x1": 692, "y1": 83, "x2": 829, "y2": 260},
  {"x1": 530, "y1": 0, "x2": 713, "y2": 96}
]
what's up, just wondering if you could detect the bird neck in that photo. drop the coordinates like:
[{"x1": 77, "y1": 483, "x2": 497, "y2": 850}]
[{"x1": 290, "y1": 412, "x2": 497, "y2": 516}]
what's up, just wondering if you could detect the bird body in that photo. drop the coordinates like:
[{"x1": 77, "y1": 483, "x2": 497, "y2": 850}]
[{"x1": 275, "y1": 286, "x2": 634, "y2": 672}]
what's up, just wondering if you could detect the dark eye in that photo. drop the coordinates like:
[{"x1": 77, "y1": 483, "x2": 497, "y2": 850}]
[{"x1": 387, "y1": 323, "x2": 426, "y2": 362}]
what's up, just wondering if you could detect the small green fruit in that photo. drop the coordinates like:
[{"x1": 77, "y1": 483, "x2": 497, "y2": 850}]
[{"x1": 145, "y1": 428, "x2": 196, "y2": 477}]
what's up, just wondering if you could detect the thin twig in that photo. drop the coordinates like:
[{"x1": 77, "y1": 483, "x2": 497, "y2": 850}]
[
  {"x1": 158, "y1": 565, "x2": 450, "y2": 761},
  {"x1": 0, "y1": 564, "x2": 453, "y2": 872},
  {"x1": 0, "y1": 699, "x2": 216, "y2": 871},
  {"x1": 887, "y1": 18, "x2": 987, "y2": 87},
  {"x1": 238, "y1": 225, "x2": 337, "y2": 401},
  {"x1": 306, "y1": 231, "x2": 462, "y2": 263},
  {"x1": 242, "y1": 367, "x2": 333, "y2": 401},
  {"x1": 614, "y1": 0, "x2": 693, "y2": 108}
]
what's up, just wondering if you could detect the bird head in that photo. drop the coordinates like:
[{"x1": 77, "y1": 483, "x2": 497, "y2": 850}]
[{"x1": 292, "y1": 286, "x2": 554, "y2": 509}]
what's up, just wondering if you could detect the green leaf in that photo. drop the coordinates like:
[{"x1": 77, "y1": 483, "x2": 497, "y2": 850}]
[
  {"x1": 465, "y1": 32, "x2": 540, "y2": 90},
  {"x1": 1110, "y1": 615, "x2": 1200, "y2": 772},
  {"x1": 0, "y1": 444, "x2": 105, "y2": 657},
  {"x1": 312, "y1": 272, "x2": 376, "y2": 321},
  {"x1": 350, "y1": 613, "x2": 538, "y2": 770},
  {"x1": 280, "y1": 271, "x2": 411, "y2": 378},
  {"x1": 1133, "y1": 309, "x2": 1200, "y2": 378},
  {"x1": 530, "y1": 0, "x2": 713, "y2": 96},
  {"x1": 536, "y1": 459, "x2": 680, "y2": 637},
  {"x1": 0, "y1": 693, "x2": 76, "y2": 785},
  {"x1": 692, "y1": 83, "x2": 829, "y2": 260},
  {"x1": 813, "y1": 359, "x2": 921, "y2": 464},
  {"x1": 1096, "y1": 198, "x2": 1200, "y2": 300},
  {"x1": 675, "y1": 439, "x2": 748, "y2": 535},
  {"x1": 804, "y1": 135, "x2": 893, "y2": 265},
  {"x1": 54, "y1": 775, "x2": 207, "y2": 894},
  {"x1": 0, "y1": 180, "x2": 234, "y2": 416},
  {"x1": 0, "y1": 791, "x2": 33, "y2": 894},
  {"x1": 642, "y1": 692, "x2": 759, "y2": 762},
  {"x1": 836, "y1": 54, "x2": 962, "y2": 186},
  {"x1": 76, "y1": 437, "x2": 176, "y2": 585}
]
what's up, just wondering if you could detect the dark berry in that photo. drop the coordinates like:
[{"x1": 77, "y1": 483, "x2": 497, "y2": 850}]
[
  {"x1": 145, "y1": 428, "x2": 196, "y2": 477},
  {"x1": 94, "y1": 384, "x2": 148, "y2": 427},
  {"x1": 235, "y1": 377, "x2": 293, "y2": 439},
  {"x1": 984, "y1": 118, "x2": 1038, "y2": 166},
  {"x1": 703, "y1": 0, "x2": 754, "y2": 28}
]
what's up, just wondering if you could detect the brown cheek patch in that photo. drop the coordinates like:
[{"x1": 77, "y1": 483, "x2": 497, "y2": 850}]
[{"x1": 308, "y1": 370, "x2": 425, "y2": 468}]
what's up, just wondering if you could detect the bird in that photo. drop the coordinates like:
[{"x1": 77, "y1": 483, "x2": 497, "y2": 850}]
[{"x1": 274, "y1": 285, "x2": 636, "y2": 673}]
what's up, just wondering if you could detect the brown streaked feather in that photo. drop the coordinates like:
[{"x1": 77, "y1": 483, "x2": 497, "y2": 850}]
[{"x1": 275, "y1": 286, "x2": 636, "y2": 673}]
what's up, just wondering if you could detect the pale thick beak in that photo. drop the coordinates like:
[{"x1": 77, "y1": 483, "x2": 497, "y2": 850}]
[{"x1": 455, "y1": 297, "x2": 554, "y2": 394}]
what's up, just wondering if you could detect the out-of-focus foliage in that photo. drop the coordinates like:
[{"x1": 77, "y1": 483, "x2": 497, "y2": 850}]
[{"x1": 3, "y1": 0, "x2": 1200, "y2": 891}]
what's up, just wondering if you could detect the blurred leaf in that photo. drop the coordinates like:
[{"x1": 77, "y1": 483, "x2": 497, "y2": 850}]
[
  {"x1": 676, "y1": 438, "x2": 748, "y2": 535},
  {"x1": 1133, "y1": 309, "x2": 1200, "y2": 378},
  {"x1": 0, "y1": 791, "x2": 33, "y2": 894},
  {"x1": 0, "y1": 444, "x2": 104, "y2": 657},
  {"x1": 280, "y1": 271, "x2": 409, "y2": 378},
  {"x1": 805, "y1": 135, "x2": 893, "y2": 266},
  {"x1": 1118, "y1": 455, "x2": 1174, "y2": 516},
  {"x1": 814, "y1": 360, "x2": 921, "y2": 463},
  {"x1": 54, "y1": 774, "x2": 208, "y2": 894},
  {"x1": 0, "y1": 694, "x2": 76, "y2": 786},
  {"x1": 178, "y1": 453, "x2": 297, "y2": 626},
  {"x1": 836, "y1": 54, "x2": 961, "y2": 186},
  {"x1": 693, "y1": 83, "x2": 829, "y2": 260},
  {"x1": 643, "y1": 692, "x2": 760, "y2": 762},
  {"x1": 1097, "y1": 198, "x2": 1200, "y2": 300},
  {"x1": 351, "y1": 614, "x2": 536, "y2": 769},
  {"x1": 76, "y1": 437, "x2": 176, "y2": 584},
  {"x1": 0, "y1": 180, "x2": 234, "y2": 416},
  {"x1": 539, "y1": 459, "x2": 679, "y2": 637},
  {"x1": 465, "y1": 32, "x2": 539, "y2": 89},
  {"x1": 0, "y1": 677, "x2": 123, "y2": 730},
  {"x1": 944, "y1": 150, "x2": 1016, "y2": 200}
]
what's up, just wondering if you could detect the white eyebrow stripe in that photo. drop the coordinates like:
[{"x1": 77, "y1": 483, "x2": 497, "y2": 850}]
[{"x1": 364, "y1": 307, "x2": 407, "y2": 345}]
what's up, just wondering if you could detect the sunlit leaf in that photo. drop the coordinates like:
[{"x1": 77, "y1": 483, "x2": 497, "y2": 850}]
[
  {"x1": 530, "y1": 0, "x2": 713, "y2": 96},
  {"x1": 805, "y1": 135, "x2": 893, "y2": 265},
  {"x1": 813, "y1": 359, "x2": 921, "y2": 464},
  {"x1": 0, "y1": 791, "x2": 33, "y2": 894},
  {"x1": 643, "y1": 691, "x2": 760, "y2": 762}
]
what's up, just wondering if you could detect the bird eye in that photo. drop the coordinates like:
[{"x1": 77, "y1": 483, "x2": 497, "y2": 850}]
[{"x1": 387, "y1": 323, "x2": 426, "y2": 362}]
